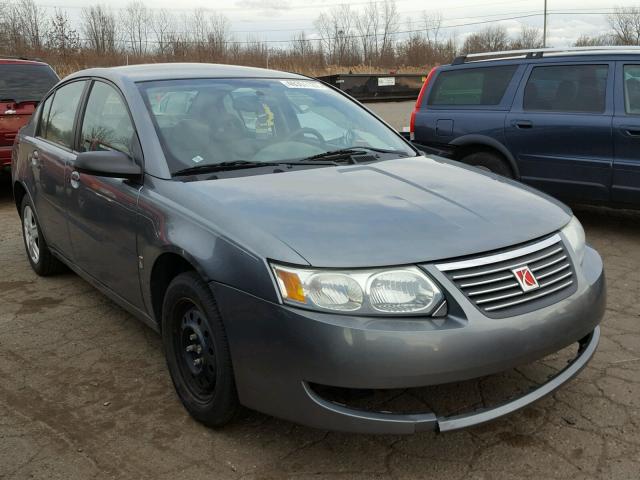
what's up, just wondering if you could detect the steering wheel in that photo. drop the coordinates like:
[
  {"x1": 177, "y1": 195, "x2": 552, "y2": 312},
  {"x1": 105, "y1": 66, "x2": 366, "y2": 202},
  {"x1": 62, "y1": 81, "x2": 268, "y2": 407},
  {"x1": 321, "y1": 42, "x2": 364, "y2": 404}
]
[{"x1": 284, "y1": 127, "x2": 325, "y2": 144}]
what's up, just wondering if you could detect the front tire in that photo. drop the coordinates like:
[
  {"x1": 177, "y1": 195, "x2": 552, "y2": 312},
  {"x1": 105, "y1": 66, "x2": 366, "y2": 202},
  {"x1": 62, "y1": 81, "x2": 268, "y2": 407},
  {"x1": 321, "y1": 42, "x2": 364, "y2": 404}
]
[
  {"x1": 162, "y1": 272, "x2": 239, "y2": 427},
  {"x1": 20, "y1": 196, "x2": 65, "y2": 276}
]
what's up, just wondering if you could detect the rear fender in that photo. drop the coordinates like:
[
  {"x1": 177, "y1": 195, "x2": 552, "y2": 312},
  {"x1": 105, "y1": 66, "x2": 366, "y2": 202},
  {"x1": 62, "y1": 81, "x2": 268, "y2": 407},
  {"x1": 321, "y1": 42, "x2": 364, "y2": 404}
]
[{"x1": 450, "y1": 134, "x2": 520, "y2": 178}]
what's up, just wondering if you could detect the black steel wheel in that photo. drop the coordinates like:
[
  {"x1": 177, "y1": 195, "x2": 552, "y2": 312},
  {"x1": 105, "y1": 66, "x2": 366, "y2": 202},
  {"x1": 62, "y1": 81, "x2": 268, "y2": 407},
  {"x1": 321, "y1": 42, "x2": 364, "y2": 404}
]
[
  {"x1": 174, "y1": 301, "x2": 219, "y2": 401},
  {"x1": 162, "y1": 271, "x2": 238, "y2": 427}
]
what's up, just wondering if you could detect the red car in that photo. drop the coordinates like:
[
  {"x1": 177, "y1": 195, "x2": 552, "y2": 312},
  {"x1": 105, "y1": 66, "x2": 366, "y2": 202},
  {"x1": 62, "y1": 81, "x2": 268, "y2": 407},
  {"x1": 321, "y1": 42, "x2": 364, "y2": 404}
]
[{"x1": 0, "y1": 58, "x2": 58, "y2": 169}]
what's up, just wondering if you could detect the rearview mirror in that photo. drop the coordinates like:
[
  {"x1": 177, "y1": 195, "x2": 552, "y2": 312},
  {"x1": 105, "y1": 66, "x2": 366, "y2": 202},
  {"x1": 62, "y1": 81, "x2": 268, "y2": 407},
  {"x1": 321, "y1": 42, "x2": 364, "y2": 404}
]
[{"x1": 75, "y1": 150, "x2": 142, "y2": 180}]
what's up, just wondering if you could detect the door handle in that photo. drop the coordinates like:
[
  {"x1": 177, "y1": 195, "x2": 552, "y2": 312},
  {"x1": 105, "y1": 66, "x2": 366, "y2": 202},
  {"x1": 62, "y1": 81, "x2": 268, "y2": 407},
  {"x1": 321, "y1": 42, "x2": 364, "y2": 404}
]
[
  {"x1": 620, "y1": 126, "x2": 640, "y2": 137},
  {"x1": 512, "y1": 120, "x2": 533, "y2": 129},
  {"x1": 30, "y1": 150, "x2": 40, "y2": 168},
  {"x1": 70, "y1": 170, "x2": 81, "y2": 189}
]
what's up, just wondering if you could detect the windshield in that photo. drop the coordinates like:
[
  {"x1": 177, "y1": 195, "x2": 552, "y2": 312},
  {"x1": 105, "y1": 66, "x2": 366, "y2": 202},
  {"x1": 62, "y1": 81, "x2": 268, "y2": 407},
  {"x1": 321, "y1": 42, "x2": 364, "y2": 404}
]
[
  {"x1": 138, "y1": 78, "x2": 415, "y2": 174},
  {"x1": 0, "y1": 64, "x2": 58, "y2": 102}
]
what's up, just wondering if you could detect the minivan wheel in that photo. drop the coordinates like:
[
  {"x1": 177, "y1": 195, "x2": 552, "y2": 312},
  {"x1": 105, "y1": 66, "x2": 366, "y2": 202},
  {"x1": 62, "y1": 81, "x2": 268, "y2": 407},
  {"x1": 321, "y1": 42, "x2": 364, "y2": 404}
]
[
  {"x1": 162, "y1": 272, "x2": 238, "y2": 427},
  {"x1": 20, "y1": 196, "x2": 65, "y2": 276},
  {"x1": 461, "y1": 151, "x2": 514, "y2": 178}
]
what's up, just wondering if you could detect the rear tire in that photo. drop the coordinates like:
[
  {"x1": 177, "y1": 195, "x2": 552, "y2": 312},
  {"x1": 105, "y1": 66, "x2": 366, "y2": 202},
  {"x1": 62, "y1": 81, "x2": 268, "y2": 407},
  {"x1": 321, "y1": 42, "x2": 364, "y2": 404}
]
[
  {"x1": 461, "y1": 151, "x2": 514, "y2": 178},
  {"x1": 162, "y1": 271, "x2": 239, "y2": 427},
  {"x1": 20, "y1": 196, "x2": 65, "y2": 276}
]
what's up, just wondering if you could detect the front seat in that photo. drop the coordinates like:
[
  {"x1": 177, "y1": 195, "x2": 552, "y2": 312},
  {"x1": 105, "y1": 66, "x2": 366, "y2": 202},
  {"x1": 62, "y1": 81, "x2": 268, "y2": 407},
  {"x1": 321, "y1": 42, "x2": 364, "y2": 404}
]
[
  {"x1": 162, "y1": 93, "x2": 222, "y2": 169},
  {"x1": 189, "y1": 93, "x2": 253, "y2": 161}
]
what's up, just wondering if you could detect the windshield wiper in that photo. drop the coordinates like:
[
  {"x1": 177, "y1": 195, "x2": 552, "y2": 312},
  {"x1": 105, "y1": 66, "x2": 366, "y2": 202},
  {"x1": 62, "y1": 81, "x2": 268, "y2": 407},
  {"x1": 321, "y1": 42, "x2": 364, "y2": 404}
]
[
  {"x1": 173, "y1": 161, "x2": 281, "y2": 176},
  {"x1": 172, "y1": 159, "x2": 337, "y2": 176},
  {"x1": 356, "y1": 146, "x2": 414, "y2": 156},
  {"x1": 302, "y1": 147, "x2": 412, "y2": 163}
]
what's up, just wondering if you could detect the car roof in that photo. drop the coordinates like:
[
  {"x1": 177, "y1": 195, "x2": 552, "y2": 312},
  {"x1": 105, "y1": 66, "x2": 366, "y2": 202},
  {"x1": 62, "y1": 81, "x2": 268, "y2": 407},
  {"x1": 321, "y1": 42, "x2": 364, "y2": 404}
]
[
  {"x1": 444, "y1": 47, "x2": 640, "y2": 69},
  {"x1": 65, "y1": 63, "x2": 308, "y2": 83},
  {"x1": 0, "y1": 58, "x2": 49, "y2": 66}
]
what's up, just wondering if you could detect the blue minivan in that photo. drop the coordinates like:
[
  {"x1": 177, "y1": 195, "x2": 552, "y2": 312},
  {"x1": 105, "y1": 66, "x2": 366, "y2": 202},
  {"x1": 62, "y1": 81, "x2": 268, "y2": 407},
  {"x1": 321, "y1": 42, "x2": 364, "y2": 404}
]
[{"x1": 410, "y1": 47, "x2": 640, "y2": 207}]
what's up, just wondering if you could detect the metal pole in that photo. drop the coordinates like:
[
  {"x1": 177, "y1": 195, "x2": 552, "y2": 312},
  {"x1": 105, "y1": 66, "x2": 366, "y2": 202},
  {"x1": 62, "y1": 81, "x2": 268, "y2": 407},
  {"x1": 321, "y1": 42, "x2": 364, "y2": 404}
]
[{"x1": 543, "y1": 0, "x2": 547, "y2": 48}]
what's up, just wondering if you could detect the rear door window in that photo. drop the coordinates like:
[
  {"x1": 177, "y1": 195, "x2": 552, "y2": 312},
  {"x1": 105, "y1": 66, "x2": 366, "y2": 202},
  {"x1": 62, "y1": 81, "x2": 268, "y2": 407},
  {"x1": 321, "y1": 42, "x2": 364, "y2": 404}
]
[
  {"x1": 43, "y1": 81, "x2": 87, "y2": 149},
  {"x1": 427, "y1": 65, "x2": 517, "y2": 106},
  {"x1": 37, "y1": 94, "x2": 54, "y2": 137},
  {"x1": 623, "y1": 65, "x2": 640, "y2": 114},
  {"x1": 523, "y1": 64, "x2": 608, "y2": 113}
]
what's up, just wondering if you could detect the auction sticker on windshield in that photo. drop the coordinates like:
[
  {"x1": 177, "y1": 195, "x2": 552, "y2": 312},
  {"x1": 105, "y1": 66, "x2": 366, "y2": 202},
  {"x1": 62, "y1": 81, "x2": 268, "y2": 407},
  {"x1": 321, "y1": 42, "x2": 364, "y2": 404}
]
[{"x1": 280, "y1": 79, "x2": 327, "y2": 89}]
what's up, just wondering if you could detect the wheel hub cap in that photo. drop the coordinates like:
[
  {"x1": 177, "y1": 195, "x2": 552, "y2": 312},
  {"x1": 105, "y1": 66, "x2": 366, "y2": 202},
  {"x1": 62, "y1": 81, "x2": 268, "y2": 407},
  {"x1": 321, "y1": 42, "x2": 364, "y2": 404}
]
[{"x1": 23, "y1": 206, "x2": 40, "y2": 263}]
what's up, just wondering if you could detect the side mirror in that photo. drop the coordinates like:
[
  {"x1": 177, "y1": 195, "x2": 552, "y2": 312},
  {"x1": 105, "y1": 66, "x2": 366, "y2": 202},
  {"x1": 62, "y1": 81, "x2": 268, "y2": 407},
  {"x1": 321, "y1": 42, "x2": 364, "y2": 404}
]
[{"x1": 75, "y1": 150, "x2": 142, "y2": 180}]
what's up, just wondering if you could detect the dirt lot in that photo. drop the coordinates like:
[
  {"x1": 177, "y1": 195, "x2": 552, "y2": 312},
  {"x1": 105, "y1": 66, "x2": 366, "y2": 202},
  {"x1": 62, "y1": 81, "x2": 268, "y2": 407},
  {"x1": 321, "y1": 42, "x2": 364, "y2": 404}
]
[
  {"x1": 1, "y1": 116, "x2": 639, "y2": 477},
  {"x1": 366, "y1": 101, "x2": 414, "y2": 131}
]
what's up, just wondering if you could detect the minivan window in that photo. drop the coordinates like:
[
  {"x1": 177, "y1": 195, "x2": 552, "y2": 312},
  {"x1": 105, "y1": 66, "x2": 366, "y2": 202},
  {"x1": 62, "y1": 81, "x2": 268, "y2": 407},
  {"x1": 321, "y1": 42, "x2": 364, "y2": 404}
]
[
  {"x1": 80, "y1": 82, "x2": 135, "y2": 156},
  {"x1": 623, "y1": 65, "x2": 640, "y2": 114},
  {"x1": 43, "y1": 81, "x2": 86, "y2": 149},
  {"x1": 427, "y1": 65, "x2": 517, "y2": 106},
  {"x1": 523, "y1": 65, "x2": 608, "y2": 113},
  {"x1": 0, "y1": 64, "x2": 58, "y2": 102}
]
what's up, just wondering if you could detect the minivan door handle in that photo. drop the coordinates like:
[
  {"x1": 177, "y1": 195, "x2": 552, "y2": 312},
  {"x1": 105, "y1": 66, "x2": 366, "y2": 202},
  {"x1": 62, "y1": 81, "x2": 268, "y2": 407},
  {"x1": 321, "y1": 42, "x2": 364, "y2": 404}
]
[
  {"x1": 620, "y1": 126, "x2": 640, "y2": 137},
  {"x1": 512, "y1": 120, "x2": 533, "y2": 129}
]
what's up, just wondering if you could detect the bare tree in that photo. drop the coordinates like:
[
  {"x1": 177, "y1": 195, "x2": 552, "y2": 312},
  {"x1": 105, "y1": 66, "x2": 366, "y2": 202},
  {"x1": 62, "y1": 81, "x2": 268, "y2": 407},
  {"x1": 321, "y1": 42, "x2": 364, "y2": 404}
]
[
  {"x1": 462, "y1": 26, "x2": 509, "y2": 53},
  {"x1": 190, "y1": 8, "x2": 208, "y2": 49},
  {"x1": 167, "y1": 9, "x2": 230, "y2": 62},
  {"x1": 510, "y1": 25, "x2": 543, "y2": 50},
  {"x1": 355, "y1": 1, "x2": 379, "y2": 67},
  {"x1": 397, "y1": 12, "x2": 456, "y2": 68},
  {"x1": 207, "y1": 11, "x2": 231, "y2": 60},
  {"x1": 574, "y1": 34, "x2": 615, "y2": 47},
  {"x1": 0, "y1": 1, "x2": 20, "y2": 53},
  {"x1": 120, "y1": 1, "x2": 151, "y2": 56},
  {"x1": 152, "y1": 9, "x2": 172, "y2": 56},
  {"x1": 423, "y1": 11, "x2": 443, "y2": 45},
  {"x1": 378, "y1": 0, "x2": 399, "y2": 66},
  {"x1": 17, "y1": 0, "x2": 46, "y2": 50},
  {"x1": 291, "y1": 31, "x2": 312, "y2": 58},
  {"x1": 607, "y1": 6, "x2": 640, "y2": 45},
  {"x1": 315, "y1": 5, "x2": 359, "y2": 66},
  {"x1": 46, "y1": 9, "x2": 80, "y2": 56},
  {"x1": 81, "y1": 5, "x2": 118, "y2": 54}
]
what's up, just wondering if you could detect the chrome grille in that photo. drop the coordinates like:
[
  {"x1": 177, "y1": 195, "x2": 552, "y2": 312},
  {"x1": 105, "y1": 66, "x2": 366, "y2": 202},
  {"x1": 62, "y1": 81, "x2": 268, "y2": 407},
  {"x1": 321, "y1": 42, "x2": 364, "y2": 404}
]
[{"x1": 436, "y1": 234, "x2": 577, "y2": 317}]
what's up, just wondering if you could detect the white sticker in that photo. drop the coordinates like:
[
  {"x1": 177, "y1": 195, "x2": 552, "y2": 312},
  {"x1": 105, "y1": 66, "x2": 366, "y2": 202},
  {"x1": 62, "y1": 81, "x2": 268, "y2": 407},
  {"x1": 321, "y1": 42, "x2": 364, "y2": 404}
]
[
  {"x1": 378, "y1": 77, "x2": 396, "y2": 87},
  {"x1": 192, "y1": 155, "x2": 204, "y2": 164},
  {"x1": 280, "y1": 79, "x2": 327, "y2": 89}
]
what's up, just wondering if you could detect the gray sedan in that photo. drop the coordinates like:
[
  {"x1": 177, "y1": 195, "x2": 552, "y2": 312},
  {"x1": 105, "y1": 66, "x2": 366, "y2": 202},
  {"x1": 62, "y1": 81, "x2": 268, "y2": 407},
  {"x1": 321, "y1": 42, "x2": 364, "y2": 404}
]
[{"x1": 11, "y1": 64, "x2": 605, "y2": 434}]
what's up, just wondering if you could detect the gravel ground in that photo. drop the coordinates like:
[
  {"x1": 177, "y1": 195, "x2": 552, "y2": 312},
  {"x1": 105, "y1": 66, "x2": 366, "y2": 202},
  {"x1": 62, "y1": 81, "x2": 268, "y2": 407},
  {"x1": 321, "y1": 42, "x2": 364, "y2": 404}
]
[
  {"x1": 366, "y1": 100, "x2": 414, "y2": 131},
  {"x1": 1, "y1": 107, "x2": 639, "y2": 479}
]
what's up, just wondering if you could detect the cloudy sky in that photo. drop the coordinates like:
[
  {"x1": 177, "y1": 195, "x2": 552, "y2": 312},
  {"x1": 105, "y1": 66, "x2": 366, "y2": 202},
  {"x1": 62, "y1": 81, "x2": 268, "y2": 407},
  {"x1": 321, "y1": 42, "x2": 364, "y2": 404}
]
[{"x1": 34, "y1": 0, "x2": 640, "y2": 47}]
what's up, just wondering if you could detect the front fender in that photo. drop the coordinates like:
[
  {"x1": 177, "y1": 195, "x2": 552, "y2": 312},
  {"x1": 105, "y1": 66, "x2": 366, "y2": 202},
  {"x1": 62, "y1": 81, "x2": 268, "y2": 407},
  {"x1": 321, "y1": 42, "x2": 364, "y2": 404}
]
[{"x1": 136, "y1": 178, "x2": 303, "y2": 319}]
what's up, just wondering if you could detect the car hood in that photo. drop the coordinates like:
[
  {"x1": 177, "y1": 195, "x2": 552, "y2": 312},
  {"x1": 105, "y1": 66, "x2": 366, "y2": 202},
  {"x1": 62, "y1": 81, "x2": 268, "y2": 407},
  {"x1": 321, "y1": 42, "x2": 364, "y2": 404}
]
[{"x1": 184, "y1": 156, "x2": 572, "y2": 268}]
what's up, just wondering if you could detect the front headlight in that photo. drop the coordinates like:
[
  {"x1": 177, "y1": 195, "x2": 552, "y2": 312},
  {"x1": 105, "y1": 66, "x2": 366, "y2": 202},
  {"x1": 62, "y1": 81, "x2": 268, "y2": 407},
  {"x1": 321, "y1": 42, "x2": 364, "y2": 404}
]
[
  {"x1": 270, "y1": 263, "x2": 445, "y2": 316},
  {"x1": 561, "y1": 216, "x2": 586, "y2": 265}
]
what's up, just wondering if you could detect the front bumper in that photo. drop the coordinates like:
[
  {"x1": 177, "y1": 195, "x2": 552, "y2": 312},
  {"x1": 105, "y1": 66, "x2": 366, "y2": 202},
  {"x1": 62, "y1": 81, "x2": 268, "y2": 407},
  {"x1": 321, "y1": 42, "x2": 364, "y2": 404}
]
[{"x1": 211, "y1": 246, "x2": 605, "y2": 434}]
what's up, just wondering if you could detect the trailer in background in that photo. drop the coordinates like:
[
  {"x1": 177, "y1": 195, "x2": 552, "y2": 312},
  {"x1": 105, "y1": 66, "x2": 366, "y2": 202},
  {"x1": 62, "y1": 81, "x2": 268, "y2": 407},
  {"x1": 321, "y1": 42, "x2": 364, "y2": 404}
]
[{"x1": 316, "y1": 73, "x2": 426, "y2": 101}]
